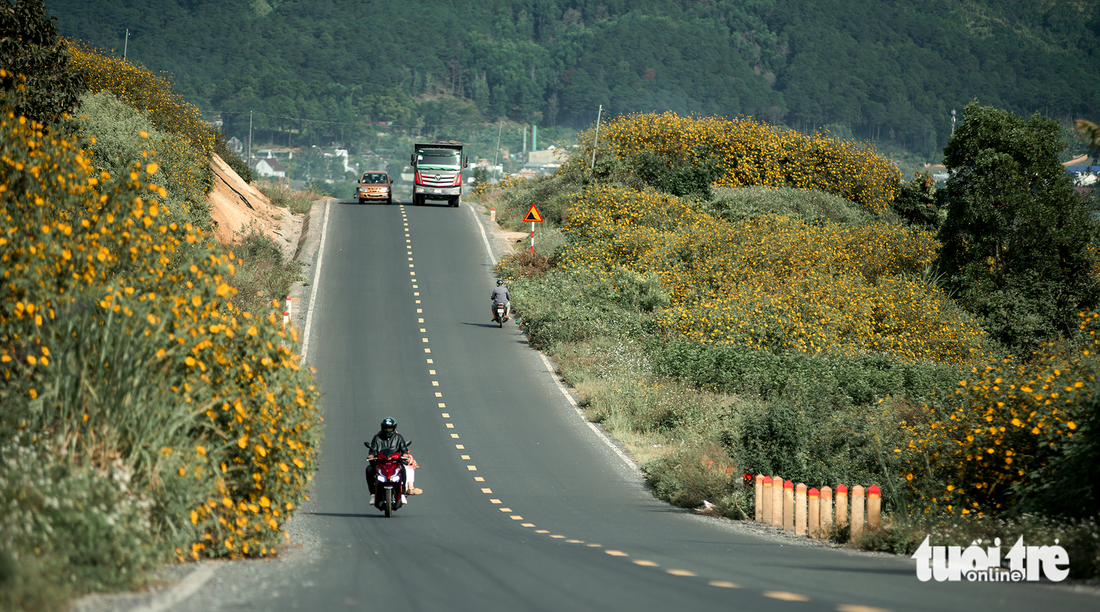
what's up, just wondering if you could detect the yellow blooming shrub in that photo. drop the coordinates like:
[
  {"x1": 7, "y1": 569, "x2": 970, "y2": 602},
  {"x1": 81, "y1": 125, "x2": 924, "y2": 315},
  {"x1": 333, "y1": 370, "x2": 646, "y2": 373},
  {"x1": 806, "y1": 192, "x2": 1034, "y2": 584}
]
[
  {"x1": 0, "y1": 91, "x2": 320, "y2": 562},
  {"x1": 899, "y1": 312, "x2": 1100, "y2": 517},
  {"x1": 564, "y1": 112, "x2": 901, "y2": 215},
  {"x1": 559, "y1": 185, "x2": 987, "y2": 364},
  {"x1": 66, "y1": 42, "x2": 215, "y2": 196}
]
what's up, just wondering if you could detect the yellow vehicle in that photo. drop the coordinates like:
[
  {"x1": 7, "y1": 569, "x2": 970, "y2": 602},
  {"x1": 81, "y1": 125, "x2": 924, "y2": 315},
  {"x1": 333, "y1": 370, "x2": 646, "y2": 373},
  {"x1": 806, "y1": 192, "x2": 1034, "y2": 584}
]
[{"x1": 357, "y1": 172, "x2": 393, "y2": 204}]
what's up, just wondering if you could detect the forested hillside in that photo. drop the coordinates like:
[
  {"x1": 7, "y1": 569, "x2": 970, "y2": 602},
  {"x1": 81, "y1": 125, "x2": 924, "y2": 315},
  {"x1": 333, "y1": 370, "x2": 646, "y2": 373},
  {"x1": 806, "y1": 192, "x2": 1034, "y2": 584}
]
[{"x1": 44, "y1": 0, "x2": 1099, "y2": 156}]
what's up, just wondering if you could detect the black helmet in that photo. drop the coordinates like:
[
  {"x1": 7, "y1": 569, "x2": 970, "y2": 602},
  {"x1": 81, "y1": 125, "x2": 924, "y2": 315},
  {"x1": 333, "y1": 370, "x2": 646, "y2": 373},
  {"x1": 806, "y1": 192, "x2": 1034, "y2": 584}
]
[
  {"x1": 380, "y1": 417, "x2": 396, "y2": 438},
  {"x1": 497, "y1": 279, "x2": 504, "y2": 286}
]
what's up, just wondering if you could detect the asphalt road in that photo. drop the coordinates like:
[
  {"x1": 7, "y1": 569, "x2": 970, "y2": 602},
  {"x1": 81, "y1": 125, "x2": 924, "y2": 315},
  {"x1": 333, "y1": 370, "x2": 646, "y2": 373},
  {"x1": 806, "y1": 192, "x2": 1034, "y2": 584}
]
[{"x1": 92, "y1": 197, "x2": 1096, "y2": 612}]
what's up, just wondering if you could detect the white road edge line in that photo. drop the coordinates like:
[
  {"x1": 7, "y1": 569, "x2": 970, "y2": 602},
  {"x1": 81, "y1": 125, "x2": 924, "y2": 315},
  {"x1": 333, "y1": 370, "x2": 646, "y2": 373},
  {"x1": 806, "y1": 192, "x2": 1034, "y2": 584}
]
[
  {"x1": 467, "y1": 203, "x2": 640, "y2": 473},
  {"x1": 301, "y1": 198, "x2": 332, "y2": 361},
  {"x1": 128, "y1": 564, "x2": 215, "y2": 612},
  {"x1": 468, "y1": 200, "x2": 498, "y2": 265}
]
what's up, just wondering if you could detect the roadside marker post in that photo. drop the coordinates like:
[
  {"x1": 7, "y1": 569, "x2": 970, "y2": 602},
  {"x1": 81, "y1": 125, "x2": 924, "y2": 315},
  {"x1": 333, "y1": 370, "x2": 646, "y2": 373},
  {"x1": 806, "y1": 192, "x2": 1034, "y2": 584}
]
[
  {"x1": 807, "y1": 487, "x2": 819, "y2": 537},
  {"x1": 761, "y1": 476, "x2": 772, "y2": 523},
  {"x1": 783, "y1": 480, "x2": 794, "y2": 531},
  {"x1": 522, "y1": 204, "x2": 543, "y2": 253},
  {"x1": 771, "y1": 475, "x2": 783, "y2": 527},
  {"x1": 795, "y1": 483, "x2": 807, "y2": 535},
  {"x1": 851, "y1": 485, "x2": 865, "y2": 539},
  {"x1": 836, "y1": 484, "x2": 848, "y2": 529},
  {"x1": 867, "y1": 484, "x2": 881, "y2": 529}
]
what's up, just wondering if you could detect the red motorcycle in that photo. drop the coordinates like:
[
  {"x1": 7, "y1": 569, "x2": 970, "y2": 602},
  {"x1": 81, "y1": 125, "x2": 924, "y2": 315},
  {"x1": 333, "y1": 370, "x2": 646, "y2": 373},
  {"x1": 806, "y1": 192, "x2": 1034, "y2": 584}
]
[{"x1": 370, "y1": 448, "x2": 409, "y2": 517}]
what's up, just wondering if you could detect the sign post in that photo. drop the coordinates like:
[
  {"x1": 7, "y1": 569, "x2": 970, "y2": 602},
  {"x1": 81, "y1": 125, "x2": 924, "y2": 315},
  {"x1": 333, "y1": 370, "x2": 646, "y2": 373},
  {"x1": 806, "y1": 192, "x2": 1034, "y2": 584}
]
[{"x1": 522, "y1": 204, "x2": 544, "y2": 253}]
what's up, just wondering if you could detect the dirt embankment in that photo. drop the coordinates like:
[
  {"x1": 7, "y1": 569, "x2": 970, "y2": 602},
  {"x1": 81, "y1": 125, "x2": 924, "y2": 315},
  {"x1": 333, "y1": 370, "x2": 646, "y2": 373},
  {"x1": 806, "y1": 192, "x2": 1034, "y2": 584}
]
[{"x1": 207, "y1": 154, "x2": 301, "y2": 259}]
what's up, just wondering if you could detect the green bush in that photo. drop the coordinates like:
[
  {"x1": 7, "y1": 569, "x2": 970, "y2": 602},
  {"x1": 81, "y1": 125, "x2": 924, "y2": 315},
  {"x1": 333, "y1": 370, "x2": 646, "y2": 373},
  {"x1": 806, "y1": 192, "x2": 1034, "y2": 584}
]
[
  {"x1": 644, "y1": 444, "x2": 736, "y2": 508},
  {"x1": 891, "y1": 172, "x2": 942, "y2": 229},
  {"x1": 0, "y1": 0, "x2": 84, "y2": 125},
  {"x1": 632, "y1": 149, "x2": 717, "y2": 200},
  {"x1": 507, "y1": 266, "x2": 668, "y2": 350},
  {"x1": 722, "y1": 396, "x2": 905, "y2": 493},
  {"x1": 0, "y1": 440, "x2": 164, "y2": 592},
  {"x1": 228, "y1": 224, "x2": 303, "y2": 316},
  {"x1": 651, "y1": 339, "x2": 963, "y2": 403},
  {"x1": 707, "y1": 185, "x2": 875, "y2": 225},
  {"x1": 64, "y1": 90, "x2": 211, "y2": 232}
]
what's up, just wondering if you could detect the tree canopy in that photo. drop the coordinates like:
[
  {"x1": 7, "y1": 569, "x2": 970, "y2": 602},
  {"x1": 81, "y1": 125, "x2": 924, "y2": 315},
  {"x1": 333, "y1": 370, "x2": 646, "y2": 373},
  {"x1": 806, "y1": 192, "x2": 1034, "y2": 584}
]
[
  {"x1": 41, "y1": 0, "x2": 1100, "y2": 154},
  {"x1": 936, "y1": 101, "x2": 1100, "y2": 353}
]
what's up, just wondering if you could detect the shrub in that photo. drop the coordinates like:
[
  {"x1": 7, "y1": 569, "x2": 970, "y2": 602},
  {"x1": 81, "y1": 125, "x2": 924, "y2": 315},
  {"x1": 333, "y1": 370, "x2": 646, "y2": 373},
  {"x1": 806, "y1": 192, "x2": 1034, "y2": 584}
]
[
  {"x1": 0, "y1": 89, "x2": 321, "y2": 591},
  {"x1": 559, "y1": 184, "x2": 988, "y2": 364},
  {"x1": 644, "y1": 444, "x2": 738, "y2": 508},
  {"x1": 707, "y1": 185, "x2": 875, "y2": 225},
  {"x1": 67, "y1": 42, "x2": 215, "y2": 192},
  {"x1": 507, "y1": 266, "x2": 667, "y2": 350},
  {"x1": 228, "y1": 223, "x2": 303, "y2": 316},
  {"x1": 564, "y1": 112, "x2": 901, "y2": 215},
  {"x1": 891, "y1": 172, "x2": 942, "y2": 229},
  {"x1": 899, "y1": 312, "x2": 1100, "y2": 519},
  {"x1": 63, "y1": 90, "x2": 210, "y2": 232}
]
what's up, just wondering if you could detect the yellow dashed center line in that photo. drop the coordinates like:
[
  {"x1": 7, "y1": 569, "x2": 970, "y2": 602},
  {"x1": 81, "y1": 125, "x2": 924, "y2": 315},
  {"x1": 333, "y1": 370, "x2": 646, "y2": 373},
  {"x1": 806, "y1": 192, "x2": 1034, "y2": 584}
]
[
  {"x1": 765, "y1": 592, "x2": 810, "y2": 602},
  {"x1": 405, "y1": 217, "x2": 794, "y2": 603}
]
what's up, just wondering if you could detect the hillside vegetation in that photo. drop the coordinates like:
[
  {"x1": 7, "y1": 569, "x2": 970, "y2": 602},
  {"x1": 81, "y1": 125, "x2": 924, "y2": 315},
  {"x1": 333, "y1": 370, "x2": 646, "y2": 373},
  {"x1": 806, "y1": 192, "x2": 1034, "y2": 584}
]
[
  {"x1": 43, "y1": 0, "x2": 1100, "y2": 162},
  {"x1": 484, "y1": 109, "x2": 1100, "y2": 575},
  {"x1": 0, "y1": 4, "x2": 320, "y2": 610}
]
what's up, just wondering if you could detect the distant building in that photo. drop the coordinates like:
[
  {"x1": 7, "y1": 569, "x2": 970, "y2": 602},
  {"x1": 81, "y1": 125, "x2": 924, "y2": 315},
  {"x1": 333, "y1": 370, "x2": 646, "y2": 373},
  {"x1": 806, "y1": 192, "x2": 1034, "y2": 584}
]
[
  {"x1": 523, "y1": 146, "x2": 564, "y2": 176},
  {"x1": 227, "y1": 137, "x2": 243, "y2": 155},
  {"x1": 255, "y1": 157, "x2": 287, "y2": 178}
]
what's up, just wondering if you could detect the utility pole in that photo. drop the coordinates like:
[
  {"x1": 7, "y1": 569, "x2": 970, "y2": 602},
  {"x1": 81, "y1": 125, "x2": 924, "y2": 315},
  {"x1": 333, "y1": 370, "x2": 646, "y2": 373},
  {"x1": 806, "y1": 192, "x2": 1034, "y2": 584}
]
[
  {"x1": 590, "y1": 105, "x2": 603, "y2": 170},
  {"x1": 123, "y1": 29, "x2": 129, "y2": 59},
  {"x1": 248, "y1": 111, "x2": 253, "y2": 169},
  {"x1": 492, "y1": 120, "x2": 503, "y2": 180},
  {"x1": 951, "y1": 109, "x2": 956, "y2": 135}
]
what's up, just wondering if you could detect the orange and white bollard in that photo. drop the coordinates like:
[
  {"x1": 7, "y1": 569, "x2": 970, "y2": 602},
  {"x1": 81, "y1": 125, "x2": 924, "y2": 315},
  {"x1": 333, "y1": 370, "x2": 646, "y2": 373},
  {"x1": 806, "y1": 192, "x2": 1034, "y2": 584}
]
[
  {"x1": 867, "y1": 484, "x2": 881, "y2": 529},
  {"x1": 771, "y1": 475, "x2": 783, "y2": 527},
  {"x1": 808, "y1": 487, "x2": 820, "y2": 538},
  {"x1": 820, "y1": 486, "x2": 833, "y2": 537},
  {"x1": 283, "y1": 295, "x2": 291, "y2": 330},
  {"x1": 761, "y1": 476, "x2": 773, "y2": 523},
  {"x1": 836, "y1": 484, "x2": 848, "y2": 529},
  {"x1": 490, "y1": 207, "x2": 496, "y2": 223},
  {"x1": 851, "y1": 485, "x2": 865, "y2": 540},
  {"x1": 795, "y1": 483, "x2": 807, "y2": 536},
  {"x1": 783, "y1": 480, "x2": 794, "y2": 531}
]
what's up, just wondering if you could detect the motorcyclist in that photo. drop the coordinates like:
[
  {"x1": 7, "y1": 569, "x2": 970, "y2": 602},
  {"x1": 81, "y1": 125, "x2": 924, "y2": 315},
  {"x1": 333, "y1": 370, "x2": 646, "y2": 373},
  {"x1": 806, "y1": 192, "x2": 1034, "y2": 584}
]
[
  {"x1": 365, "y1": 417, "x2": 419, "y2": 502},
  {"x1": 490, "y1": 279, "x2": 511, "y2": 322}
]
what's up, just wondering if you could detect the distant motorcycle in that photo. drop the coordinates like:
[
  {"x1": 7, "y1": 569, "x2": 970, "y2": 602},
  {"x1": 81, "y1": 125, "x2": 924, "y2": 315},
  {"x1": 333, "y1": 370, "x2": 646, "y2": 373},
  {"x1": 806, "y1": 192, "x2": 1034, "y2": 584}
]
[
  {"x1": 492, "y1": 301, "x2": 506, "y2": 328},
  {"x1": 369, "y1": 443, "x2": 411, "y2": 517}
]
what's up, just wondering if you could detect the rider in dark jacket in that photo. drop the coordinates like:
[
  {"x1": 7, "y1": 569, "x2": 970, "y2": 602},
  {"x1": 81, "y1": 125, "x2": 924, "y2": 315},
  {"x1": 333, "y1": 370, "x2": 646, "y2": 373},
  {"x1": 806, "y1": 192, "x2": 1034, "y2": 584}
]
[
  {"x1": 365, "y1": 417, "x2": 408, "y2": 501},
  {"x1": 367, "y1": 417, "x2": 408, "y2": 457}
]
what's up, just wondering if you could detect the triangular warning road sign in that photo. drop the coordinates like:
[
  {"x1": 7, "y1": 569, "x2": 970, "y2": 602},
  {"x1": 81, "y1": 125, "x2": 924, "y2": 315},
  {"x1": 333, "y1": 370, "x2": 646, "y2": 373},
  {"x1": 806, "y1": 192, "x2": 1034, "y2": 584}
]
[{"x1": 523, "y1": 204, "x2": 544, "y2": 223}]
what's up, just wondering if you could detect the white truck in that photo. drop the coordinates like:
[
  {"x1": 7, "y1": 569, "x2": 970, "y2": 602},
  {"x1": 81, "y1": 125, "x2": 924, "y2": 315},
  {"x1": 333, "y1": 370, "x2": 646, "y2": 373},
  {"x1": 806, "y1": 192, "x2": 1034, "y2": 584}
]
[{"x1": 410, "y1": 142, "x2": 467, "y2": 207}]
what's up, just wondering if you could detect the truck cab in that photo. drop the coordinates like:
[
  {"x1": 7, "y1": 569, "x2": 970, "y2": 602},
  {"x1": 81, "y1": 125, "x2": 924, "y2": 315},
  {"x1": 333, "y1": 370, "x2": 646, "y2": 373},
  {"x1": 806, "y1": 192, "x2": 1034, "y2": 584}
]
[{"x1": 411, "y1": 143, "x2": 467, "y2": 207}]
